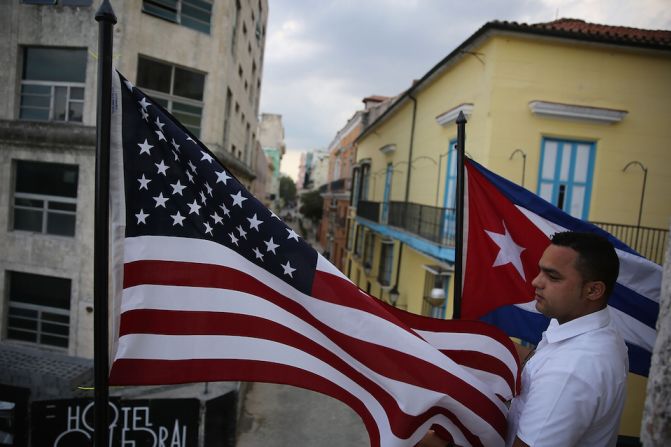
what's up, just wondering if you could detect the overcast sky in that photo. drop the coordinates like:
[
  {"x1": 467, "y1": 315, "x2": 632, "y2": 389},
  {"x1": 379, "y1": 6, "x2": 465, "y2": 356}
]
[{"x1": 258, "y1": 0, "x2": 671, "y2": 180}]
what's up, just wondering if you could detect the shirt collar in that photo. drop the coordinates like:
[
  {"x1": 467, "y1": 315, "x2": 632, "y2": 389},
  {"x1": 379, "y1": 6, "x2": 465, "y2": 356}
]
[{"x1": 545, "y1": 307, "x2": 611, "y2": 344}]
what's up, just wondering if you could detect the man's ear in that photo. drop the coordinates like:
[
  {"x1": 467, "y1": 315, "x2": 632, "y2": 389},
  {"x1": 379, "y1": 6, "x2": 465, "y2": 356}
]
[{"x1": 584, "y1": 281, "x2": 606, "y2": 301}]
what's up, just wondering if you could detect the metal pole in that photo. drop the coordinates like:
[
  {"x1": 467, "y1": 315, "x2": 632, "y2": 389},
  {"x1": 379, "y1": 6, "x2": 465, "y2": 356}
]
[
  {"x1": 94, "y1": 1, "x2": 116, "y2": 446},
  {"x1": 622, "y1": 161, "x2": 648, "y2": 250},
  {"x1": 453, "y1": 112, "x2": 467, "y2": 320},
  {"x1": 509, "y1": 149, "x2": 527, "y2": 187}
]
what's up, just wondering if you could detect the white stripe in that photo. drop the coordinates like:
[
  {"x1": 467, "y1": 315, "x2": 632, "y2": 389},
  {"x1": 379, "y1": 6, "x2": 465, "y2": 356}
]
[
  {"x1": 512, "y1": 299, "x2": 655, "y2": 352},
  {"x1": 608, "y1": 306, "x2": 656, "y2": 352},
  {"x1": 120, "y1": 284, "x2": 504, "y2": 438},
  {"x1": 115, "y1": 333, "x2": 485, "y2": 447},
  {"x1": 516, "y1": 206, "x2": 661, "y2": 303},
  {"x1": 417, "y1": 331, "x2": 517, "y2": 375},
  {"x1": 317, "y1": 253, "x2": 352, "y2": 282},
  {"x1": 416, "y1": 330, "x2": 517, "y2": 398},
  {"x1": 123, "y1": 235, "x2": 506, "y2": 413}
]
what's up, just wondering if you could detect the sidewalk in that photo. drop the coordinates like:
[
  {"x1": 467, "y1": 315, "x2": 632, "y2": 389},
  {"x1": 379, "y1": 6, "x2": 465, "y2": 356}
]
[{"x1": 236, "y1": 382, "x2": 369, "y2": 447}]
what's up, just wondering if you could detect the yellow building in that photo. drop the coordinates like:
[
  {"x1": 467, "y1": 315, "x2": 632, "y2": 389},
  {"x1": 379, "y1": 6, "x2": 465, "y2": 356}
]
[{"x1": 345, "y1": 19, "x2": 671, "y2": 442}]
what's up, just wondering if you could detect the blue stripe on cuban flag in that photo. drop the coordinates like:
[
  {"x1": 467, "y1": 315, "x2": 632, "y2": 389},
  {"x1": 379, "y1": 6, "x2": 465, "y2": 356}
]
[{"x1": 469, "y1": 159, "x2": 661, "y2": 377}]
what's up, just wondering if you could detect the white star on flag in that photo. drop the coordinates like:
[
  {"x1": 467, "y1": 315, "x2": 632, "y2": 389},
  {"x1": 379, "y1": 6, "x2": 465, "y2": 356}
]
[
  {"x1": 138, "y1": 174, "x2": 151, "y2": 190},
  {"x1": 203, "y1": 222, "x2": 213, "y2": 236},
  {"x1": 187, "y1": 200, "x2": 201, "y2": 215},
  {"x1": 264, "y1": 237, "x2": 279, "y2": 254},
  {"x1": 171, "y1": 138, "x2": 180, "y2": 151},
  {"x1": 135, "y1": 209, "x2": 149, "y2": 224},
  {"x1": 155, "y1": 130, "x2": 166, "y2": 142},
  {"x1": 153, "y1": 193, "x2": 168, "y2": 208},
  {"x1": 154, "y1": 117, "x2": 165, "y2": 131},
  {"x1": 155, "y1": 160, "x2": 169, "y2": 176},
  {"x1": 138, "y1": 97, "x2": 151, "y2": 110},
  {"x1": 138, "y1": 139, "x2": 153, "y2": 155},
  {"x1": 229, "y1": 232, "x2": 239, "y2": 246},
  {"x1": 170, "y1": 180, "x2": 186, "y2": 196},
  {"x1": 216, "y1": 170, "x2": 231, "y2": 185},
  {"x1": 211, "y1": 212, "x2": 223, "y2": 225},
  {"x1": 485, "y1": 222, "x2": 527, "y2": 280},
  {"x1": 201, "y1": 151, "x2": 214, "y2": 163},
  {"x1": 247, "y1": 214, "x2": 263, "y2": 231},
  {"x1": 281, "y1": 261, "x2": 296, "y2": 278},
  {"x1": 170, "y1": 211, "x2": 185, "y2": 226},
  {"x1": 253, "y1": 247, "x2": 264, "y2": 261},
  {"x1": 286, "y1": 228, "x2": 300, "y2": 241},
  {"x1": 140, "y1": 108, "x2": 149, "y2": 122},
  {"x1": 219, "y1": 203, "x2": 230, "y2": 217},
  {"x1": 237, "y1": 225, "x2": 247, "y2": 239},
  {"x1": 124, "y1": 79, "x2": 134, "y2": 91},
  {"x1": 230, "y1": 191, "x2": 247, "y2": 208}
]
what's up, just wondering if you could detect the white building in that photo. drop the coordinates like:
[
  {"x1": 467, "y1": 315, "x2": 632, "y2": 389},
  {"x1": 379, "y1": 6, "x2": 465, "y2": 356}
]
[{"x1": 0, "y1": 0, "x2": 268, "y2": 442}]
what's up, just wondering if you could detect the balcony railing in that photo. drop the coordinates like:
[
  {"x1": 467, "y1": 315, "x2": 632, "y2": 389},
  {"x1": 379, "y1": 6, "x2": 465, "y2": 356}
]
[
  {"x1": 355, "y1": 200, "x2": 668, "y2": 264},
  {"x1": 592, "y1": 222, "x2": 668, "y2": 265},
  {"x1": 318, "y1": 178, "x2": 349, "y2": 194},
  {"x1": 356, "y1": 200, "x2": 380, "y2": 223},
  {"x1": 388, "y1": 201, "x2": 456, "y2": 245}
]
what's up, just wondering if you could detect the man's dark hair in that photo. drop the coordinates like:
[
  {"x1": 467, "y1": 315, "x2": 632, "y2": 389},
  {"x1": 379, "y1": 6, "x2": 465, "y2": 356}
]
[{"x1": 551, "y1": 231, "x2": 620, "y2": 299}]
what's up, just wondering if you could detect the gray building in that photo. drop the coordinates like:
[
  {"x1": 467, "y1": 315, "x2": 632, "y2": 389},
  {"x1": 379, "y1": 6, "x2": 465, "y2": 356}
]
[
  {"x1": 0, "y1": 0, "x2": 268, "y2": 444},
  {"x1": 257, "y1": 113, "x2": 286, "y2": 206}
]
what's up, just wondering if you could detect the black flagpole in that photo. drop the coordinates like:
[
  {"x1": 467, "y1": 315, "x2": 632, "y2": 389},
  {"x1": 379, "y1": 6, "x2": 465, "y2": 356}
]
[
  {"x1": 94, "y1": 1, "x2": 116, "y2": 445},
  {"x1": 453, "y1": 111, "x2": 467, "y2": 320}
]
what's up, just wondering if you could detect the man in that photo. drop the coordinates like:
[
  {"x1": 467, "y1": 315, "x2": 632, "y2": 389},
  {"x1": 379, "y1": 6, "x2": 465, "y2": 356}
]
[{"x1": 419, "y1": 232, "x2": 628, "y2": 447}]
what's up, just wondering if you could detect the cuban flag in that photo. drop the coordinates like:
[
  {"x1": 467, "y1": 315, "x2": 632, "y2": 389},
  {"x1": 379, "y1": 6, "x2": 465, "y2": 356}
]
[{"x1": 461, "y1": 158, "x2": 661, "y2": 377}]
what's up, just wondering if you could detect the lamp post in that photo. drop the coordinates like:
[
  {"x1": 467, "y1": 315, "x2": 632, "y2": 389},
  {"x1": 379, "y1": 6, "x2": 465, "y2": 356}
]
[
  {"x1": 622, "y1": 161, "x2": 648, "y2": 249},
  {"x1": 509, "y1": 148, "x2": 527, "y2": 187}
]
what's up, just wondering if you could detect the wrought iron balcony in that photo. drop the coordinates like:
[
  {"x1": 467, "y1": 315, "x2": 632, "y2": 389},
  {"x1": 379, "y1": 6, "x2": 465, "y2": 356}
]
[
  {"x1": 356, "y1": 200, "x2": 380, "y2": 223},
  {"x1": 355, "y1": 200, "x2": 668, "y2": 264}
]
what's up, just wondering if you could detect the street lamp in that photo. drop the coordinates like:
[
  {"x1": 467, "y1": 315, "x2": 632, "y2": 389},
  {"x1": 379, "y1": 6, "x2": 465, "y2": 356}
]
[
  {"x1": 388, "y1": 285, "x2": 400, "y2": 307},
  {"x1": 622, "y1": 160, "x2": 648, "y2": 249},
  {"x1": 509, "y1": 148, "x2": 527, "y2": 187}
]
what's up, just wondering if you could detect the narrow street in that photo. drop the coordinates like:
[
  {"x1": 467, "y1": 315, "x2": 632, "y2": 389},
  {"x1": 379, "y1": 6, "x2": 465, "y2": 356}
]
[{"x1": 236, "y1": 382, "x2": 369, "y2": 446}]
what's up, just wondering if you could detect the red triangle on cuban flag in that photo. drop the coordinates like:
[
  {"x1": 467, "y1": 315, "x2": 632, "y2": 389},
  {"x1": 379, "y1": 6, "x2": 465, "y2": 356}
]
[{"x1": 461, "y1": 159, "x2": 551, "y2": 320}]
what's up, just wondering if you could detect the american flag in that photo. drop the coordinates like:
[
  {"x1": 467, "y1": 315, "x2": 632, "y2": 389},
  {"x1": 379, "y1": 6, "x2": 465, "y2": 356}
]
[{"x1": 108, "y1": 71, "x2": 519, "y2": 447}]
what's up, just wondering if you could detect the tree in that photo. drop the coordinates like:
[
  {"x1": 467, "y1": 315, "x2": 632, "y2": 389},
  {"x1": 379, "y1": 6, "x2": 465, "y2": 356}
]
[
  {"x1": 299, "y1": 190, "x2": 323, "y2": 222},
  {"x1": 279, "y1": 175, "x2": 297, "y2": 206}
]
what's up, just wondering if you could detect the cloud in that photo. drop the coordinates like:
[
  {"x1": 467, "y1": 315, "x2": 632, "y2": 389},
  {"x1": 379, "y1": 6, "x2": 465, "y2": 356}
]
[{"x1": 260, "y1": 0, "x2": 671, "y2": 161}]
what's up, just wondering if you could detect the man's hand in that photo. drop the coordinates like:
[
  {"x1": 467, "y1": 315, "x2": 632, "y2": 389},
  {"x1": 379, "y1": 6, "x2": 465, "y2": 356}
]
[{"x1": 416, "y1": 430, "x2": 451, "y2": 447}]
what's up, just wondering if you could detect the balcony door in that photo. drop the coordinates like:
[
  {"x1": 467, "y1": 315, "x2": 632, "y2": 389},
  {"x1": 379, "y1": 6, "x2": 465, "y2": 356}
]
[{"x1": 538, "y1": 138, "x2": 596, "y2": 219}]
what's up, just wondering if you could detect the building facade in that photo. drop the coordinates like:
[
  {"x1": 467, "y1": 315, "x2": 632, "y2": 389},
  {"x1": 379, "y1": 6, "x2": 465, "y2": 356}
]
[
  {"x1": 0, "y1": 0, "x2": 268, "y2": 443},
  {"x1": 318, "y1": 96, "x2": 390, "y2": 272},
  {"x1": 258, "y1": 113, "x2": 286, "y2": 207},
  {"x1": 346, "y1": 19, "x2": 671, "y2": 440}
]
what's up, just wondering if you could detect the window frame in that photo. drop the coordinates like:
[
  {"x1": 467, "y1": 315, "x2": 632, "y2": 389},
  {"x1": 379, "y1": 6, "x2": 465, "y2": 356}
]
[
  {"x1": 142, "y1": 0, "x2": 212, "y2": 34},
  {"x1": 377, "y1": 240, "x2": 394, "y2": 287},
  {"x1": 537, "y1": 137, "x2": 596, "y2": 220},
  {"x1": 136, "y1": 56, "x2": 205, "y2": 138},
  {"x1": 12, "y1": 160, "x2": 79, "y2": 237},
  {"x1": 19, "y1": 47, "x2": 86, "y2": 123},
  {"x1": 5, "y1": 271, "x2": 72, "y2": 349}
]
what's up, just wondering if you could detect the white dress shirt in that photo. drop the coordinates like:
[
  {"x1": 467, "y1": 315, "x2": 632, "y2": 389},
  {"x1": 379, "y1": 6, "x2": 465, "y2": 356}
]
[{"x1": 506, "y1": 308, "x2": 628, "y2": 447}]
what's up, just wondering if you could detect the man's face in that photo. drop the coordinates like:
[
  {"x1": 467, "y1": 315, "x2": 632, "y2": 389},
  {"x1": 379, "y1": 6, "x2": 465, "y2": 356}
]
[{"x1": 531, "y1": 244, "x2": 591, "y2": 324}]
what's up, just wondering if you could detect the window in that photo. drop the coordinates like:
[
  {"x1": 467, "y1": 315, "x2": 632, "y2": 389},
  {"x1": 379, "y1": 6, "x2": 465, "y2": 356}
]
[
  {"x1": 20, "y1": 47, "x2": 86, "y2": 123},
  {"x1": 363, "y1": 232, "x2": 375, "y2": 271},
  {"x1": 142, "y1": 0, "x2": 212, "y2": 34},
  {"x1": 354, "y1": 225, "x2": 364, "y2": 257},
  {"x1": 137, "y1": 57, "x2": 205, "y2": 137},
  {"x1": 538, "y1": 138, "x2": 596, "y2": 219},
  {"x1": 360, "y1": 163, "x2": 371, "y2": 201},
  {"x1": 231, "y1": 0, "x2": 241, "y2": 56},
  {"x1": 345, "y1": 219, "x2": 354, "y2": 251},
  {"x1": 223, "y1": 89, "x2": 232, "y2": 150},
  {"x1": 12, "y1": 160, "x2": 78, "y2": 236},
  {"x1": 6, "y1": 271, "x2": 71, "y2": 348},
  {"x1": 377, "y1": 240, "x2": 394, "y2": 286},
  {"x1": 441, "y1": 140, "x2": 457, "y2": 244},
  {"x1": 381, "y1": 163, "x2": 393, "y2": 223}
]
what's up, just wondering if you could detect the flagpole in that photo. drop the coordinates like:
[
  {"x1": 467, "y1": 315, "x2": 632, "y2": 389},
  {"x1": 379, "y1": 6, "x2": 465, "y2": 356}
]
[
  {"x1": 94, "y1": 1, "x2": 116, "y2": 445},
  {"x1": 453, "y1": 111, "x2": 467, "y2": 320}
]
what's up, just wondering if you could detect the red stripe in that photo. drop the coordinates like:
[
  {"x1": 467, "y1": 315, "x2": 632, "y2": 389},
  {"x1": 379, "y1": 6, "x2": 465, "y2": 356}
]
[
  {"x1": 116, "y1": 310, "x2": 483, "y2": 444},
  {"x1": 121, "y1": 260, "x2": 507, "y2": 439},
  {"x1": 314, "y1": 269, "x2": 519, "y2": 396},
  {"x1": 111, "y1": 359, "x2": 378, "y2": 447}
]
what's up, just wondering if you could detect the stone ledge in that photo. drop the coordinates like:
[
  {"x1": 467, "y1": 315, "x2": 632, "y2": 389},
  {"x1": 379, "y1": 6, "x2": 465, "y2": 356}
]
[{"x1": 0, "y1": 119, "x2": 96, "y2": 149}]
